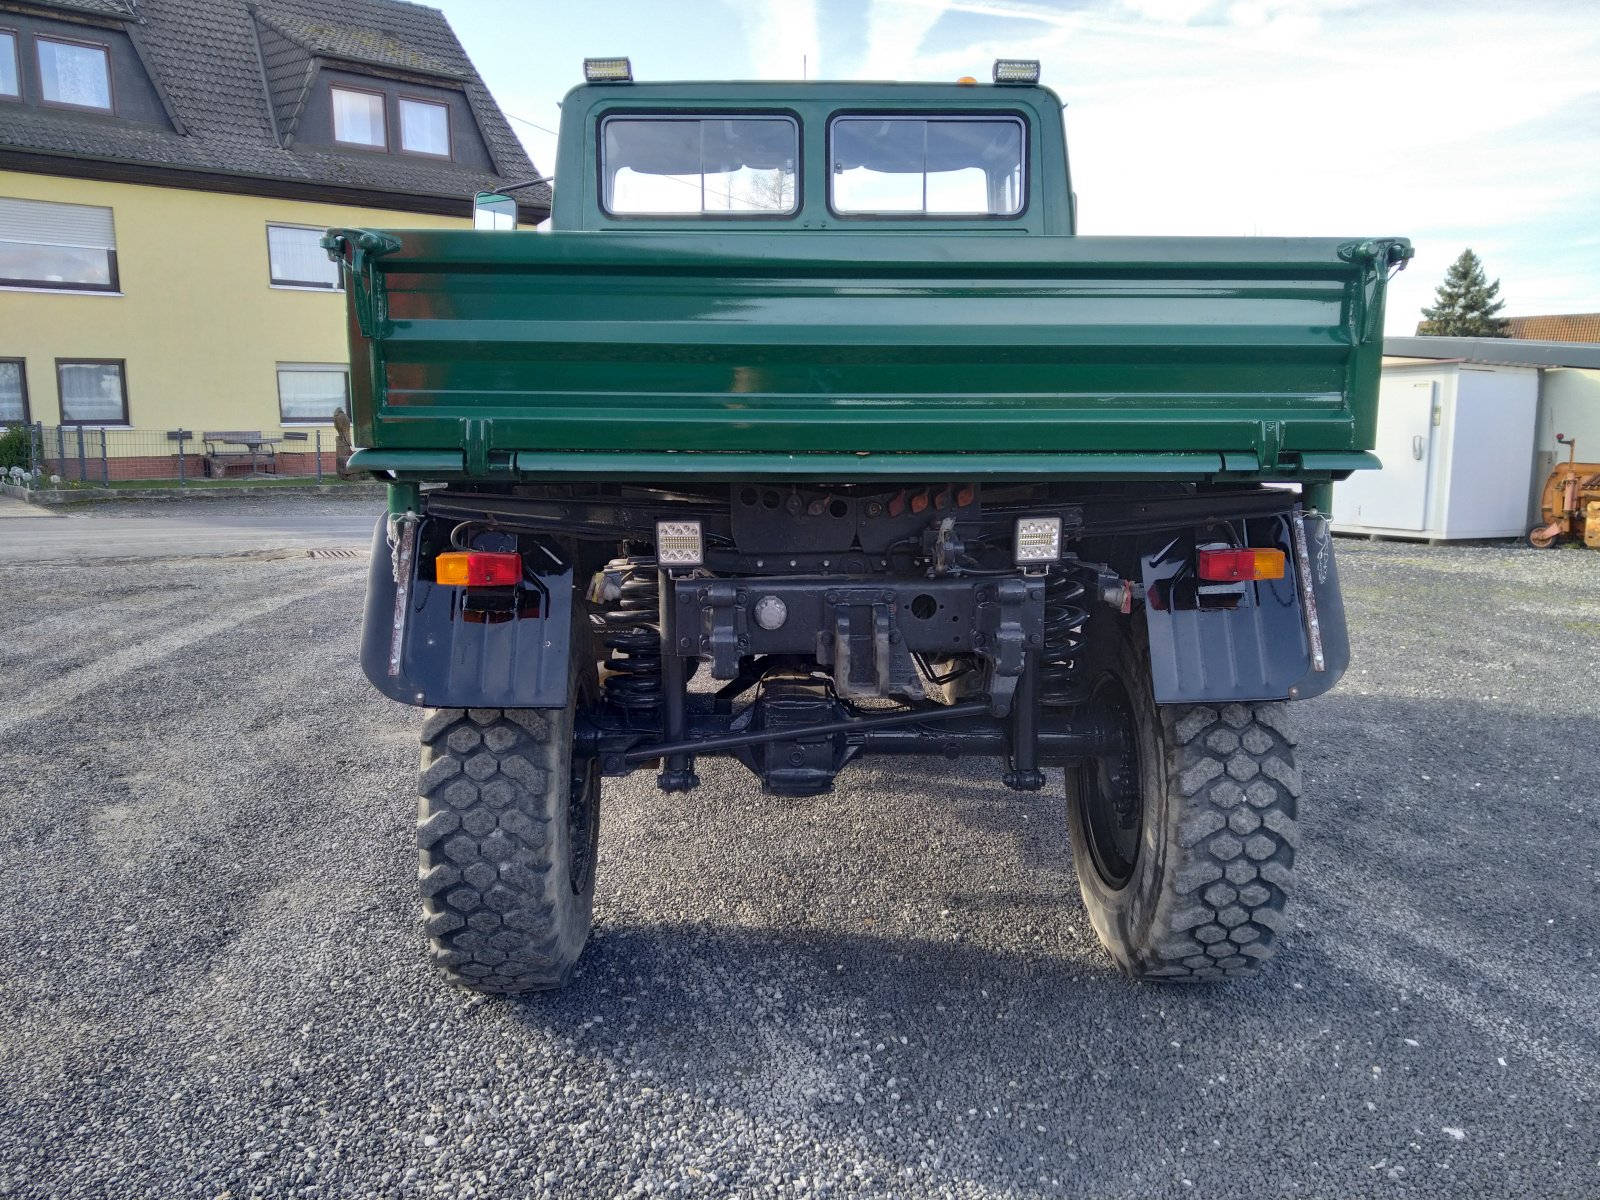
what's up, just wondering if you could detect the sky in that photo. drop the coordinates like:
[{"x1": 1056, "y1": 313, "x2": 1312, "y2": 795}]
[{"x1": 432, "y1": 0, "x2": 1600, "y2": 335}]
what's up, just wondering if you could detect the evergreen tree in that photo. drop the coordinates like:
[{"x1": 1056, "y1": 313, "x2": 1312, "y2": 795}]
[{"x1": 1417, "y1": 248, "x2": 1509, "y2": 337}]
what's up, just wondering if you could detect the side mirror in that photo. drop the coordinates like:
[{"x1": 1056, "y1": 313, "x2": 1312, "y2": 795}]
[{"x1": 473, "y1": 192, "x2": 518, "y2": 231}]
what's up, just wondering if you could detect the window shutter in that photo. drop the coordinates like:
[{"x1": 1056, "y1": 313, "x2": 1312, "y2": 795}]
[{"x1": 0, "y1": 197, "x2": 116, "y2": 250}]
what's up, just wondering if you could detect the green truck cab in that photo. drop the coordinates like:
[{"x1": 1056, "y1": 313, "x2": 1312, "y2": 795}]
[{"x1": 325, "y1": 60, "x2": 1410, "y2": 995}]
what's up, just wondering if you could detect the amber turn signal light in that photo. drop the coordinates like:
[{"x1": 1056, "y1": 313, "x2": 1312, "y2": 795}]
[
  {"x1": 1196, "y1": 548, "x2": 1286, "y2": 582},
  {"x1": 435, "y1": 551, "x2": 522, "y2": 587}
]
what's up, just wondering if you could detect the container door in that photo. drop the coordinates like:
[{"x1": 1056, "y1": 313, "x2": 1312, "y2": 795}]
[{"x1": 1340, "y1": 378, "x2": 1435, "y2": 531}]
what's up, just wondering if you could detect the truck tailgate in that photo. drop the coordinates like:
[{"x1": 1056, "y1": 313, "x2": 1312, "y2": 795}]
[{"x1": 329, "y1": 231, "x2": 1408, "y2": 479}]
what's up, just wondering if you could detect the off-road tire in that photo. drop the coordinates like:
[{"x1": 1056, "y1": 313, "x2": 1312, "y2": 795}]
[
  {"x1": 1066, "y1": 624, "x2": 1301, "y2": 981},
  {"x1": 416, "y1": 642, "x2": 600, "y2": 994}
]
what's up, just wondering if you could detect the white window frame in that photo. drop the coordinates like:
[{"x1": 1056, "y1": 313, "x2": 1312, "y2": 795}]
[
  {"x1": 266, "y1": 223, "x2": 341, "y2": 292},
  {"x1": 398, "y1": 96, "x2": 452, "y2": 159},
  {"x1": 331, "y1": 85, "x2": 387, "y2": 149},
  {"x1": 276, "y1": 363, "x2": 349, "y2": 425}
]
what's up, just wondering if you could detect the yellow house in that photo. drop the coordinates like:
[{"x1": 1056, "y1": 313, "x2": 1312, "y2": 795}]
[{"x1": 0, "y1": 0, "x2": 547, "y2": 478}]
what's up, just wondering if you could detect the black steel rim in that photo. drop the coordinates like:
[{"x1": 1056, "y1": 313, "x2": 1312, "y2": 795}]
[{"x1": 1077, "y1": 674, "x2": 1143, "y2": 889}]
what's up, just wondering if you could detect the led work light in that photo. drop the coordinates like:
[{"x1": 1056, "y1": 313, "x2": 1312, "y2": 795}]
[
  {"x1": 583, "y1": 57, "x2": 633, "y2": 83},
  {"x1": 1014, "y1": 516, "x2": 1062, "y2": 564},
  {"x1": 992, "y1": 59, "x2": 1041, "y2": 84},
  {"x1": 655, "y1": 520, "x2": 704, "y2": 567}
]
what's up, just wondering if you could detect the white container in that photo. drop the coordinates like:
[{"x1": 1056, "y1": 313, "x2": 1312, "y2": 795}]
[{"x1": 1333, "y1": 361, "x2": 1538, "y2": 540}]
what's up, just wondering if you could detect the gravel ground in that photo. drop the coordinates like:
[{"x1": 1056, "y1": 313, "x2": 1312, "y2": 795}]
[{"x1": 0, "y1": 499, "x2": 1596, "y2": 1199}]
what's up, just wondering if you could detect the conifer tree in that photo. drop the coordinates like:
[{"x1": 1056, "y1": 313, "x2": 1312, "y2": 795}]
[{"x1": 1417, "y1": 248, "x2": 1509, "y2": 337}]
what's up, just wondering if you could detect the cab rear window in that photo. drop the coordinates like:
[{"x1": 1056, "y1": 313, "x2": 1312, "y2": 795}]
[
  {"x1": 601, "y1": 115, "x2": 799, "y2": 216},
  {"x1": 829, "y1": 115, "x2": 1025, "y2": 217}
]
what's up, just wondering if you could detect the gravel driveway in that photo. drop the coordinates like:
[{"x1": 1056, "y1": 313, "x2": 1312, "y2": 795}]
[{"x1": 0, "y1": 499, "x2": 1596, "y2": 1199}]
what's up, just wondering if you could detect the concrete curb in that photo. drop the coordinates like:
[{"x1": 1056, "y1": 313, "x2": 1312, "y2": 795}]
[{"x1": 0, "y1": 481, "x2": 385, "y2": 506}]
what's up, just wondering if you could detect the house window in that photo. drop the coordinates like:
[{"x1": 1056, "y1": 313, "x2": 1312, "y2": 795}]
[
  {"x1": 1, "y1": 31, "x2": 20, "y2": 99},
  {"x1": 0, "y1": 359, "x2": 27, "y2": 424},
  {"x1": 0, "y1": 197, "x2": 118, "y2": 291},
  {"x1": 57, "y1": 359, "x2": 128, "y2": 425},
  {"x1": 37, "y1": 36, "x2": 112, "y2": 112},
  {"x1": 399, "y1": 97, "x2": 450, "y2": 158},
  {"x1": 277, "y1": 364, "x2": 348, "y2": 423},
  {"x1": 267, "y1": 224, "x2": 340, "y2": 290},
  {"x1": 332, "y1": 86, "x2": 386, "y2": 148}
]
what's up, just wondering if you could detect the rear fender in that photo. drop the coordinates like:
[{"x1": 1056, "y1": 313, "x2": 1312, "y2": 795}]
[
  {"x1": 360, "y1": 517, "x2": 575, "y2": 708},
  {"x1": 1141, "y1": 512, "x2": 1348, "y2": 704}
]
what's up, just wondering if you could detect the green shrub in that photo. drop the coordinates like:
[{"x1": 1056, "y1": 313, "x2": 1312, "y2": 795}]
[{"x1": 0, "y1": 424, "x2": 34, "y2": 472}]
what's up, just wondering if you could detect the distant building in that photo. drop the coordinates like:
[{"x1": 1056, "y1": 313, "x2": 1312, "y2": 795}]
[
  {"x1": 1501, "y1": 314, "x2": 1600, "y2": 344},
  {"x1": 1336, "y1": 336, "x2": 1600, "y2": 539},
  {"x1": 0, "y1": 0, "x2": 547, "y2": 453}
]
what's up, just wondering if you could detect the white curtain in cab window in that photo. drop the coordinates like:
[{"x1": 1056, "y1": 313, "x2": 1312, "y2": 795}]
[
  {"x1": 0, "y1": 362, "x2": 24, "y2": 423},
  {"x1": 38, "y1": 39, "x2": 111, "y2": 110},
  {"x1": 267, "y1": 225, "x2": 339, "y2": 288},
  {"x1": 400, "y1": 99, "x2": 450, "y2": 156},
  {"x1": 58, "y1": 363, "x2": 124, "y2": 423},
  {"x1": 278, "y1": 367, "x2": 347, "y2": 421},
  {"x1": 332, "y1": 88, "x2": 386, "y2": 146}
]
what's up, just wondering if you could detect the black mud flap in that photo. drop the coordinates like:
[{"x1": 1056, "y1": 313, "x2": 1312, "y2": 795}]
[
  {"x1": 1141, "y1": 512, "x2": 1348, "y2": 704},
  {"x1": 359, "y1": 518, "x2": 574, "y2": 708}
]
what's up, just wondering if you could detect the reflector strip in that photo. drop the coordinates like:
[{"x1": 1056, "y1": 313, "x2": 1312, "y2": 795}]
[
  {"x1": 1196, "y1": 548, "x2": 1286, "y2": 582},
  {"x1": 435, "y1": 551, "x2": 522, "y2": 587}
]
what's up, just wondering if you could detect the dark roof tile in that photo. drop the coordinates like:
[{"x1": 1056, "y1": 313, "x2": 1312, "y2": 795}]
[{"x1": 0, "y1": 0, "x2": 550, "y2": 211}]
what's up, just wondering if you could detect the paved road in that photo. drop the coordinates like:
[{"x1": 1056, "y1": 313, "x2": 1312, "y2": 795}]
[
  {"x1": 0, "y1": 500, "x2": 1596, "y2": 1199},
  {"x1": 0, "y1": 494, "x2": 376, "y2": 560}
]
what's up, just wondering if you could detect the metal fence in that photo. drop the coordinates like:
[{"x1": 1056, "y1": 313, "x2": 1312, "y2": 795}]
[{"x1": 7, "y1": 423, "x2": 351, "y2": 487}]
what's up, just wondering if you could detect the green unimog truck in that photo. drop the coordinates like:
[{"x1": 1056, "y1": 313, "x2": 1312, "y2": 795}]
[{"x1": 324, "y1": 59, "x2": 1410, "y2": 994}]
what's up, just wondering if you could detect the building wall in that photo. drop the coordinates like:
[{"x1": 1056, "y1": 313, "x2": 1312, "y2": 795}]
[
  {"x1": 1529, "y1": 366, "x2": 1600, "y2": 522},
  {"x1": 0, "y1": 169, "x2": 465, "y2": 434}
]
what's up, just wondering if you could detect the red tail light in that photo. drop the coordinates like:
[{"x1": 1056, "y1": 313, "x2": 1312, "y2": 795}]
[
  {"x1": 435, "y1": 551, "x2": 522, "y2": 587},
  {"x1": 1197, "y1": 548, "x2": 1286, "y2": 582}
]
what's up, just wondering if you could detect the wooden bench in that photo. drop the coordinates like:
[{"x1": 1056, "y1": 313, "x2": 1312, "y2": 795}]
[{"x1": 202, "y1": 431, "x2": 280, "y2": 478}]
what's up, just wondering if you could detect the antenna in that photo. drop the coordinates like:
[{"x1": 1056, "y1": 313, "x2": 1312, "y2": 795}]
[{"x1": 803, "y1": 54, "x2": 808, "y2": 80}]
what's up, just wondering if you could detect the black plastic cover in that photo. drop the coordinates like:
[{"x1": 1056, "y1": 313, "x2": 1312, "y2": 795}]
[
  {"x1": 1142, "y1": 513, "x2": 1348, "y2": 704},
  {"x1": 359, "y1": 518, "x2": 574, "y2": 708}
]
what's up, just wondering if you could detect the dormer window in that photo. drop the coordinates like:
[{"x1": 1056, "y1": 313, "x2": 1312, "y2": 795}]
[
  {"x1": 1, "y1": 31, "x2": 19, "y2": 99},
  {"x1": 37, "y1": 36, "x2": 112, "y2": 113},
  {"x1": 332, "y1": 85, "x2": 386, "y2": 148},
  {"x1": 399, "y1": 97, "x2": 450, "y2": 158}
]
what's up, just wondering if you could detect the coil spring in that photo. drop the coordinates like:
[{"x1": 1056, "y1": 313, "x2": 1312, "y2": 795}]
[
  {"x1": 1038, "y1": 568, "x2": 1091, "y2": 706},
  {"x1": 596, "y1": 558, "x2": 663, "y2": 720}
]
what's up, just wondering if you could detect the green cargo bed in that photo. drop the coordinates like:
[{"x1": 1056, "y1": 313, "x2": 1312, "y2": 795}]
[{"x1": 329, "y1": 229, "x2": 1408, "y2": 482}]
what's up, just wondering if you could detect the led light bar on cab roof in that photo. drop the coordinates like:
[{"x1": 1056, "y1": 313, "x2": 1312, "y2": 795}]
[
  {"x1": 584, "y1": 57, "x2": 633, "y2": 83},
  {"x1": 992, "y1": 59, "x2": 1041, "y2": 84}
]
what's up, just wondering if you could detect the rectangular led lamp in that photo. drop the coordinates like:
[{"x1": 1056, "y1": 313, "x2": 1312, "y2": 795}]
[
  {"x1": 1014, "y1": 515, "x2": 1062, "y2": 563},
  {"x1": 583, "y1": 57, "x2": 633, "y2": 82},
  {"x1": 993, "y1": 59, "x2": 1041, "y2": 84},
  {"x1": 656, "y1": 520, "x2": 704, "y2": 567},
  {"x1": 1197, "y1": 547, "x2": 1286, "y2": 582},
  {"x1": 435, "y1": 551, "x2": 522, "y2": 587}
]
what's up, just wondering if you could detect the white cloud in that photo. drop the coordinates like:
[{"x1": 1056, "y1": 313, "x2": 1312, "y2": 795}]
[
  {"x1": 859, "y1": 0, "x2": 954, "y2": 80},
  {"x1": 721, "y1": 0, "x2": 822, "y2": 78}
]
